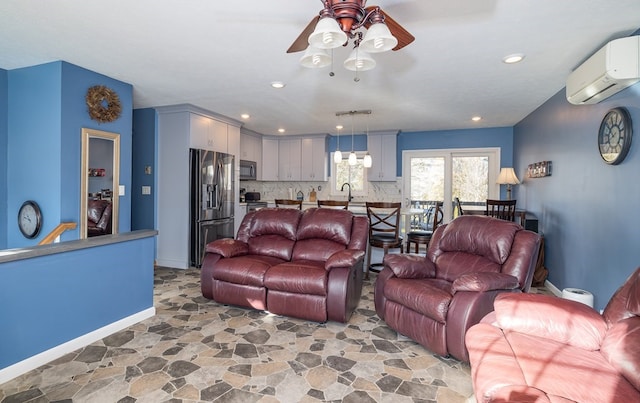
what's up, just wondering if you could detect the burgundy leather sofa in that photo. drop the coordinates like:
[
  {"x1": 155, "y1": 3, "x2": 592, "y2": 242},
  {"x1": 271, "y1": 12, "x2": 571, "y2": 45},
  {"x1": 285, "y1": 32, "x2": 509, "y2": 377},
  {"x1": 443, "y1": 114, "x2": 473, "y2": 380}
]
[
  {"x1": 467, "y1": 267, "x2": 640, "y2": 402},
  {"x1": 374, "y1": 215, "x2": 541, "y2": 362},
  {"x1": 201, "y1": 207, "x2": 369, "y2": 323}
]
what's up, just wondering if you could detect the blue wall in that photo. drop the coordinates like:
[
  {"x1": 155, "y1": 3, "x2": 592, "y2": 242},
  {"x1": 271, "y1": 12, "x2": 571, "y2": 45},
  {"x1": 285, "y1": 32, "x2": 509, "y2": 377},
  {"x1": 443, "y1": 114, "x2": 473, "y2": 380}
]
[
  {"x1": 514, "y1": 86, "x2": 640, "y2": 310},
  {"x1": 0, "y1": 68, "x2": 7, "y2": 249},
  {"x1": 0, "y1": 236, "x2": 155, "y2": 369},
  {"x1": 4, "y1": 61, "x2": 132, "y2": 247},
  {"x1": 132, "y1": 108, "x2": 157, "y2": 231}
]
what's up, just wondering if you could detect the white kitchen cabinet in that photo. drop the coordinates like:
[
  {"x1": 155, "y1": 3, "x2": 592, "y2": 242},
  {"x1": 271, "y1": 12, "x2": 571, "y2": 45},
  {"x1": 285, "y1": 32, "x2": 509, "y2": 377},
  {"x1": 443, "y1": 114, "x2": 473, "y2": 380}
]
[
  {"x1": 368, "y1": 131, "x2": 398, "y2": 181},
  {"x1": 278, "y1": 138, "x2": 302, "y2": 181},
  {"x1": 301, "y1": 136, "x2": 327, "y2": 181},
  {"x1": 189, "y1": 113, "x2": 228, "y2": 153},
  {"x1": 261, "y1": 138, "x2": 279, "y2": 181},
  {"x1": 240, "y1": 132, "x2": 262, "y2": 162}
]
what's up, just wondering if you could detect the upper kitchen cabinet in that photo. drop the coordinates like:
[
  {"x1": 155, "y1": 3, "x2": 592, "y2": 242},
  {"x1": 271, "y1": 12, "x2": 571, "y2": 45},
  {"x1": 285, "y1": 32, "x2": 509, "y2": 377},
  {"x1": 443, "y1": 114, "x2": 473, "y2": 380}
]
[
  {"x1": 278, "y1": 138, "x2": 302, "y2": 181},
  {"x1": 261, "y1": 138, "x2": 279, "y2": 181},
  {"x1": 368, "y1": 131, "x2": 398, "y2": 181},
  {"x1": 240, "y1": 130, "x2": 262, "y2": 163},
  {"x1": 301, "y1": 136, "x2": 327, "y2": 181},
  {"x1": 190, "y1": 113, "x2": 228, "y2": 153}
]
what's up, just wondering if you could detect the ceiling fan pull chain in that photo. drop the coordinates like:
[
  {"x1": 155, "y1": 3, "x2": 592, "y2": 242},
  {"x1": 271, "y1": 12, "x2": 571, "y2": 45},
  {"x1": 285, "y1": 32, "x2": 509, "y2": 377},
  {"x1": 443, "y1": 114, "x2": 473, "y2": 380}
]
[{"x1": 330, "y1": 48, "x2": 335, "y2": 77}]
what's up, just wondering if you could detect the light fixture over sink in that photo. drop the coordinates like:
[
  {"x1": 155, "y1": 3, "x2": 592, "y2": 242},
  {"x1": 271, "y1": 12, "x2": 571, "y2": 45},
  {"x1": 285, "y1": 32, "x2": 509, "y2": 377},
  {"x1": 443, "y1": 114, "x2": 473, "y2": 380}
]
[{"x1": 288, "y1": 1, "x2": 415, "y2": 75}]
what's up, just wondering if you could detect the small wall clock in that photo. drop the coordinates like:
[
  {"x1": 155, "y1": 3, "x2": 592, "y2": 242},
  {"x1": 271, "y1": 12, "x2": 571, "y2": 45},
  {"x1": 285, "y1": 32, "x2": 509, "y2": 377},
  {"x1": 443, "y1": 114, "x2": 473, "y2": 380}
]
[
  {"x1": 18, "y1": 200, "x2": 43, "y2": 239},
  {"x1": 598, "y1": 107, "x2": 633, "y2": 165}
]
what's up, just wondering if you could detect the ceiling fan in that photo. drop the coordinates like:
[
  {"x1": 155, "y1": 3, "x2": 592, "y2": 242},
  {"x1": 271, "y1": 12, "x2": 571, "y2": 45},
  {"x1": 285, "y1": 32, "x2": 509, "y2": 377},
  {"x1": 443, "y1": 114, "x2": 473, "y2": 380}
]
[{"x1": 287, "y1": 0, "x2": 414, "y2": 71}]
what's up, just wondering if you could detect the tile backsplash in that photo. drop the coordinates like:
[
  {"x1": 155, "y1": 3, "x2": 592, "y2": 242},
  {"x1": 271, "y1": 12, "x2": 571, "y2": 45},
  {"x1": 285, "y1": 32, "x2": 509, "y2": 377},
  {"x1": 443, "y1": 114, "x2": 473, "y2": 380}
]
[{"x1": 240, "y1": 180, "x2": 403, "y2": 204}]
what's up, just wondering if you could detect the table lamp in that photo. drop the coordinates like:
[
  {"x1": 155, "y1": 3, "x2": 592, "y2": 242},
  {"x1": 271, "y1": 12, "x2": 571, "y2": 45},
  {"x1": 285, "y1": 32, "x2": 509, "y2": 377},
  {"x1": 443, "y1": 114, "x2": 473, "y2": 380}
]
[{"x1": 496, "y1": 167, "x2": 520, "y2": 200}]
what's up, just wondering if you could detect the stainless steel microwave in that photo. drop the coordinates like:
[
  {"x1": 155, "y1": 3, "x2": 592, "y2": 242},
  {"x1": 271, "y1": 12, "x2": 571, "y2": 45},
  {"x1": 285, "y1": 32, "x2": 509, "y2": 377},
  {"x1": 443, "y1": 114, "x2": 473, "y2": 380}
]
[{"x1": 239, "y1": 160, "x2": 257, "y2": 181}]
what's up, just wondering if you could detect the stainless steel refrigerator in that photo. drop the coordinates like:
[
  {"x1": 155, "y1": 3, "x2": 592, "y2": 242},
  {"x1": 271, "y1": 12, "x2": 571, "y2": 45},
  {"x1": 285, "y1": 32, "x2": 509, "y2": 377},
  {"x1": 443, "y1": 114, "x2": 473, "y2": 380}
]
[{"x1": 189, "y1": 148, "x2": 235, "y2": 267}]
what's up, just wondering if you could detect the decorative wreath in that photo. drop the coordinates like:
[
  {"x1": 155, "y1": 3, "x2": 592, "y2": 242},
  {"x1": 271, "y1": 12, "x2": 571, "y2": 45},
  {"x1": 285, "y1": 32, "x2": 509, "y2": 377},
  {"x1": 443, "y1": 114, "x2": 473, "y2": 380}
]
[{"x1": 86, "y1": 85, "x2": 122, "y2": 123}]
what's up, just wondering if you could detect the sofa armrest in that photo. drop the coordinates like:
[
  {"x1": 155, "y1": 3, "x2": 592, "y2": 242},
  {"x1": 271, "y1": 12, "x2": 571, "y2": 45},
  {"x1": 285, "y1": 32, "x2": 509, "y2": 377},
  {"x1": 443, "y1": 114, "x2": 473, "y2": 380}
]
[
  {"x1": 494, "y1": 293, "x2": 608, "y2": 350},
  {"x1": 383, "y1": 254, "x2": 436, "y2": 279},
  {"x1": 205, "y1": 238, "x2": 248, "y2": 258},
  {"x1": 326, "y1": 249, "x2": 365, "y2": 270},
  {"x1": 452, "y1": 272, "x2": 519, "y2": 294}
]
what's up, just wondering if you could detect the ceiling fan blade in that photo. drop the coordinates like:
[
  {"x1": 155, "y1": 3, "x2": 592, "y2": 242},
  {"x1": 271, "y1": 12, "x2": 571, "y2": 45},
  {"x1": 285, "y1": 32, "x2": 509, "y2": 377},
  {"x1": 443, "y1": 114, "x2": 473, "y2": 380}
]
[
  {"x1": 365, "y1": 6, "x2": 415, "y2": 51},
  {"x1": 287, "y1": 15, "x2": 320, "y2": 53}
]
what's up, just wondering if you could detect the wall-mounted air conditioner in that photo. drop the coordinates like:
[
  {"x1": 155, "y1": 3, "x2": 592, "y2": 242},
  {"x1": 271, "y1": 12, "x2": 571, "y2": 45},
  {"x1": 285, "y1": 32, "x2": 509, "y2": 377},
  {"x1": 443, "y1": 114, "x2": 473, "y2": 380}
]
[{"x1": 566, "y1": 36, "x2": 640, "y2": 105}]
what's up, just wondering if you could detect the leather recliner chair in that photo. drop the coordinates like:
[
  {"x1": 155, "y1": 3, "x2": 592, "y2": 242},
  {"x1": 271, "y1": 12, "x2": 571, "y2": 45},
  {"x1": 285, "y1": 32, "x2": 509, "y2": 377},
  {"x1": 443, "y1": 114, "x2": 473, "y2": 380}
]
[
  {"x1": 374, "y1": 215, "x2": 541, "y2": 362},
  {"x1": 467, "y1": 267, "x2": 640, "y2": 402},
  {"x1": 87, "y1": 199, "x2": 112, "y2": 237}
]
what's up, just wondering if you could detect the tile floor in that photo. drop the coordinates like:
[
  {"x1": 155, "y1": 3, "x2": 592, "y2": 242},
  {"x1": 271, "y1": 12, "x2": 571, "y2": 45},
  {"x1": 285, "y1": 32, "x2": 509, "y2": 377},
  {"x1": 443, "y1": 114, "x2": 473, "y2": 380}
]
[{"x1": 1, "y1": 267, "x2": 549, "y2": 402}]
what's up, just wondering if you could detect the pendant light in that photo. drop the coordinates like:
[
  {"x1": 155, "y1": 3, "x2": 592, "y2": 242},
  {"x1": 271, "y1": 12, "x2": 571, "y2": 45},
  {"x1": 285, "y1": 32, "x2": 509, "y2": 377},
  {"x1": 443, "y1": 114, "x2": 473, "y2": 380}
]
[
  {"x1": 348, "y1": 115, "x2": 357, "y2": 165},
  {"x1": 333, "y1": 125, "x2": 343, "y2": 163},
  {"x1": 363, "y1": 113, "x2": 372, "y2": 168}
]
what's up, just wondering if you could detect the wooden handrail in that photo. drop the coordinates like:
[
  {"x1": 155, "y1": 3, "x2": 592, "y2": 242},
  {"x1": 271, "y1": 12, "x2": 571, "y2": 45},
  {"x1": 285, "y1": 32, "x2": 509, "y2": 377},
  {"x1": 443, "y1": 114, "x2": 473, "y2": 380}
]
[{"x1": 38, "y1": 222, "x2": 77, "y2": 245}]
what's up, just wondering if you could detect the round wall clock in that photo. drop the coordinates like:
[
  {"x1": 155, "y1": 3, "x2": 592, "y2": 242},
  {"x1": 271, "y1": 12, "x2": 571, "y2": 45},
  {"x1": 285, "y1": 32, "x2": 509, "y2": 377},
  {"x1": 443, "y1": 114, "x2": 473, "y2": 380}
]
[
  {"x1": 18, "y1": 200, "x2": 43, "y2": 239},
  {"x1": 598, "y1": 107, "x2": 633, "y2": 165}
]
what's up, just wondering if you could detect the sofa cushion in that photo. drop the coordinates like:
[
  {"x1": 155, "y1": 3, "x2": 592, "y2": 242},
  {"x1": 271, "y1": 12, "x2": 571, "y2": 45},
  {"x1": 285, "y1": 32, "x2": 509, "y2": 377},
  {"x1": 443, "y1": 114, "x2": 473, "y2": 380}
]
[
  {"x1": 384, "y1": 278, "x2": 453, "y2": 322},
  {"x1": 601, "y1": 316, "x2": 640, "y2": 391},
  {"x1": 494, "y1": 293, "x2": 607, "y2": 351},
  {"x1": 452, "y1": 272, "x2": 519, "y2": 294},
  {"x1": 264, "y1": 261, "x2": 327, "y2": 295},
  {"x1": 292, "y1": 239, "x2": 347, "y2": 263},
  {"x1": 438, "y1": 216, "x2": 519, "y2": 265},
  {"x1": 212, "y1": 255, "x2": 285, "y2": 287},
  {"x1": 504, "y1": 330, "x2": 639, "y2": 402},
  {"x1": 435, "y1": 253, "x2": 501, "y2": 283},
  {"x1": 296, "y1": 208, "x2": 352, "y2": 245},
  {"x1": 248, "y1": 235, "x2": 296, "y2": 261},
  {"x1": 384, "y1": 254, "x2": 436, "y2": 279}
]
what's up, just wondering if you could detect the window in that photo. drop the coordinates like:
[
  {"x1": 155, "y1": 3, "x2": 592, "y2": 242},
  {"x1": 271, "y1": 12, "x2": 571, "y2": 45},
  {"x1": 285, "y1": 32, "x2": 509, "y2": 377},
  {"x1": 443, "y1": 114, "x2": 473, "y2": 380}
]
[
  {"x1": 403, "y1": 148, "x2": 500, "y2": 220},
  {"x1": 330, "y1": 152, "x2": 368, "y2": 197}
]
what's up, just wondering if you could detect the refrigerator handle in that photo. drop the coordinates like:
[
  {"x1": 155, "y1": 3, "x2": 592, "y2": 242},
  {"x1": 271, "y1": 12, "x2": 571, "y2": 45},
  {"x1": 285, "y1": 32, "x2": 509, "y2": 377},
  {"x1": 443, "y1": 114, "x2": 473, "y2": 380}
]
[{"x1": 217, "y1": 160, "x2": 224, "y2": 210}]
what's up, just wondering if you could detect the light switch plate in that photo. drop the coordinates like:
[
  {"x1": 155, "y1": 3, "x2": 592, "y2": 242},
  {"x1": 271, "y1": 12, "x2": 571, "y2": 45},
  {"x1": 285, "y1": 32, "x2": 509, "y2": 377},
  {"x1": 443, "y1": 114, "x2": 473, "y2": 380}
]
[
  {"x1": 119, "y1": 185, "x2": 125, "y2": 196},
  {"x1": 142, "y1": 186, "x2": 151, "y2": 195}
]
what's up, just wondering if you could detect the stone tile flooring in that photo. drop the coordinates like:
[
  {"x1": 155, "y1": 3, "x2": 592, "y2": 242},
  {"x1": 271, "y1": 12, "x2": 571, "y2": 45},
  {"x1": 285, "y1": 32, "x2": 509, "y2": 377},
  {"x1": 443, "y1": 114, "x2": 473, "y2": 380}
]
[{"x1": 1, "y1": 267, "x2": 489, "y2": 402}]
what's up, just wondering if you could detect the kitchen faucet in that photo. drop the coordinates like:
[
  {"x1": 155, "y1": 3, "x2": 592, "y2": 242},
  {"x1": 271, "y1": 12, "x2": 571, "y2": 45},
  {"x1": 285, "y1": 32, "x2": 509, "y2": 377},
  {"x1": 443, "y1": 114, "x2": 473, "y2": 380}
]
[{"x1": 340, "y1": 182, "x2": 353, "y2": 202}]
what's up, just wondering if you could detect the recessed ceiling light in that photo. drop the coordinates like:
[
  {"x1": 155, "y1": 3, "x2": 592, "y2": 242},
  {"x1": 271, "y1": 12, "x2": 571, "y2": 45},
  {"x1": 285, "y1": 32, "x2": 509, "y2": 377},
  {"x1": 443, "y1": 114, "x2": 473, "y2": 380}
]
[
  {"x1": 241, "y1": 113, "x2": 250, "y2": 119},
  {"x1": 471, "y1": 116, "x2": 482, "y2": 122},
  {"x1": 278, "y1": 128, "x2": 285, "y2": 133},
  {"x1": 503, "y1": 53, "x2": 525, "y2": 64},
  {"x1": 271, "y1": 81, "x2": 286, "y2": 89}
]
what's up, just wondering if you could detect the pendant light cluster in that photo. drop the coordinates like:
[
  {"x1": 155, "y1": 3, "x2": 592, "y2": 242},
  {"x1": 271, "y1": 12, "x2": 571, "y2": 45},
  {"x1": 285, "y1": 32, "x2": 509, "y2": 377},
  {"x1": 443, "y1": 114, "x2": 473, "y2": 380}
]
[
  {"x1": 300, "y1": 4, "x2": 398, "y2": 75},
  {"x1": 335, "y1": 109, "x2": 372, "y2": 167}
]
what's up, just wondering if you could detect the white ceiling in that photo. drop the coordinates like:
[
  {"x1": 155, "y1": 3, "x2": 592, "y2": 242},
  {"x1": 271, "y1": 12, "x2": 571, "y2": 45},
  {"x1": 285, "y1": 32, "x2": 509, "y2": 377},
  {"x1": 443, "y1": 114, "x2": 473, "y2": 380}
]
[{"x1": 1, "y1": 1, "x2": 640, "y2": 136}]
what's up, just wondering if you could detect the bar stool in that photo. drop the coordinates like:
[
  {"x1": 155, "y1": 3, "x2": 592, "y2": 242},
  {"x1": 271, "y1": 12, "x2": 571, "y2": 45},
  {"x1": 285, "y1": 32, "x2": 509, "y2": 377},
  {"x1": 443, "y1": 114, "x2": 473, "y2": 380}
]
[
  {"x1": 405, "y1": 201, "x2": 443, "y2": 254},
  {"x1": 365, "y1": 202, "x2": 403, "y2": 279},
  {"x1": 317, "y1": 200, "x2": 349, "y2": 209}
]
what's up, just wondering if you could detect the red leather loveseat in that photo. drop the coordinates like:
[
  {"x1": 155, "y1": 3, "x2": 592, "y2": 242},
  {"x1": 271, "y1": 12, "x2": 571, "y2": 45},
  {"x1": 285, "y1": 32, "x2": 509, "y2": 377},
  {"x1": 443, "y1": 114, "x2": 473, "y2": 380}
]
[
  {"x1": 467, "y1": 267, "x2": 640, "y2": 402},
  {"x1": 375, "y1": 215, "x2": 541, "y2": 362},
  {"x1": 201, "y1": 207, "x2": 369, "y2": 323}
]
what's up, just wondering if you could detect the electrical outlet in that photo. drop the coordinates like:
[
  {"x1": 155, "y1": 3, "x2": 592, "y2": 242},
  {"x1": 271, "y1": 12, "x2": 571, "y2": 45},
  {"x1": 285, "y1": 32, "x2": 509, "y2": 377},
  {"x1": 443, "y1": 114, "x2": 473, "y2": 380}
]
[{"x1": 142, "y1": 186, "x2": 151, "y2": 195}]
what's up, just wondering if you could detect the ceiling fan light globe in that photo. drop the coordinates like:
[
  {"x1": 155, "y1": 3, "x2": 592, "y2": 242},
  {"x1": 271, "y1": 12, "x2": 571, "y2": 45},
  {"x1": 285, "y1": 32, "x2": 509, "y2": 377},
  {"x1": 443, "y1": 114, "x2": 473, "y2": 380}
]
[
  {"x1": 344, "y1": 48, "x2": 376, "y2": 71},
  {"x1": 308, "y1": 17, "x2": 348, "y2": 49},
  {"x1": 300, "y1": 46, "x2": 331, "y2": 68},
  {"x1": 360, "y1": 23, "x2": 398, "y2": 53}
]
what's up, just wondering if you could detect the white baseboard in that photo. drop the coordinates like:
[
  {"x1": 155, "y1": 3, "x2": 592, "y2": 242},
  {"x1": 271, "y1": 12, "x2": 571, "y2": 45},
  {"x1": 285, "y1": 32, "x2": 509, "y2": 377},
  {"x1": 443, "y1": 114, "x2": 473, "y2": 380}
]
[
  {"x1": 544, "y1": 279, "x2": 562, "y2": 297},
  {"x1": 0, "y1": 307, "x2": 155, "y2": 385},
  {"x1": 155, "y1": 258, "x2": 187, "y2": 269}
]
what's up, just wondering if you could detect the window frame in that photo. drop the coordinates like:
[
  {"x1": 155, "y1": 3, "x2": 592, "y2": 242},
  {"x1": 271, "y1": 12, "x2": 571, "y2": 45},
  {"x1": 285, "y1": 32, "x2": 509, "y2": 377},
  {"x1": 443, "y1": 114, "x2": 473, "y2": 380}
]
[
  {"x1": 330, "y1": 151, "x2": 369, "y2": 197},
  {"x1": 402, "y1": 147, "x2": 501, "y2": 221}
]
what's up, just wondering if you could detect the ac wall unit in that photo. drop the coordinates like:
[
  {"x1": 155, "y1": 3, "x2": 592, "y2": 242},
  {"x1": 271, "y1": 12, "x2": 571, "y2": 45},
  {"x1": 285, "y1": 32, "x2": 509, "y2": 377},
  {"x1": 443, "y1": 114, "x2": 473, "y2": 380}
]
[{"x1": 566, "y1": 36, "x2": 640, "y2": 105}]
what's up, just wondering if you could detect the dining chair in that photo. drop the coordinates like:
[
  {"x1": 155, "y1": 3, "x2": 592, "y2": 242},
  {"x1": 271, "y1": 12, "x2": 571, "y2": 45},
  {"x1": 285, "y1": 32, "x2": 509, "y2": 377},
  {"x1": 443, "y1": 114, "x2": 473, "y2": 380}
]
[
  {"x1": 454, "y1": 197, "x2": 464, "y2": 218},
  {"x1": 275, "y1": 199, "x2": 303, "y2": 210},
  {"x1": 405, "y1": 201, "x2": 443, "y2": 254},
  {"x1": 365, "y1": 202, "x2": 403, "y2": 279},
  {"x1": 485, "y1": 199, "x2": 517, "y2": 221},
  {"x1": 317, "y1": 200, "x2": 349, "y2": 209}
]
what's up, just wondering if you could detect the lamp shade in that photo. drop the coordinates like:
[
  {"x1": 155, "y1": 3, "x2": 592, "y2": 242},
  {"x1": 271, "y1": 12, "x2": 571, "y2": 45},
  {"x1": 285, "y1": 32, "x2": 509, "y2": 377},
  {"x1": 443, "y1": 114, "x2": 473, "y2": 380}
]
[
  {"x1": 360, "y1": 22, "x2": 398, "y2": 53},
  {"x1": 333, "y1": 150, "x2": 343, "y2": 163},
  {"x1": 343, "y1": 48, "x2": 376, "y2": 71},
  {"x1": 496, "y1": 167, "x2": 521, "y2": 185},
  {"x1": 308, "y1": 17, "x2": 348, "y2": 49},
  {"x1": 299, "y1": 46, "x2": 331, "y2": 68},
  {"x1": 348, "y1": 151, "x2": 357, "y2": 165},
  {"x1": 363, "y1": 152, "x2": 372, "y2": 168}
]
